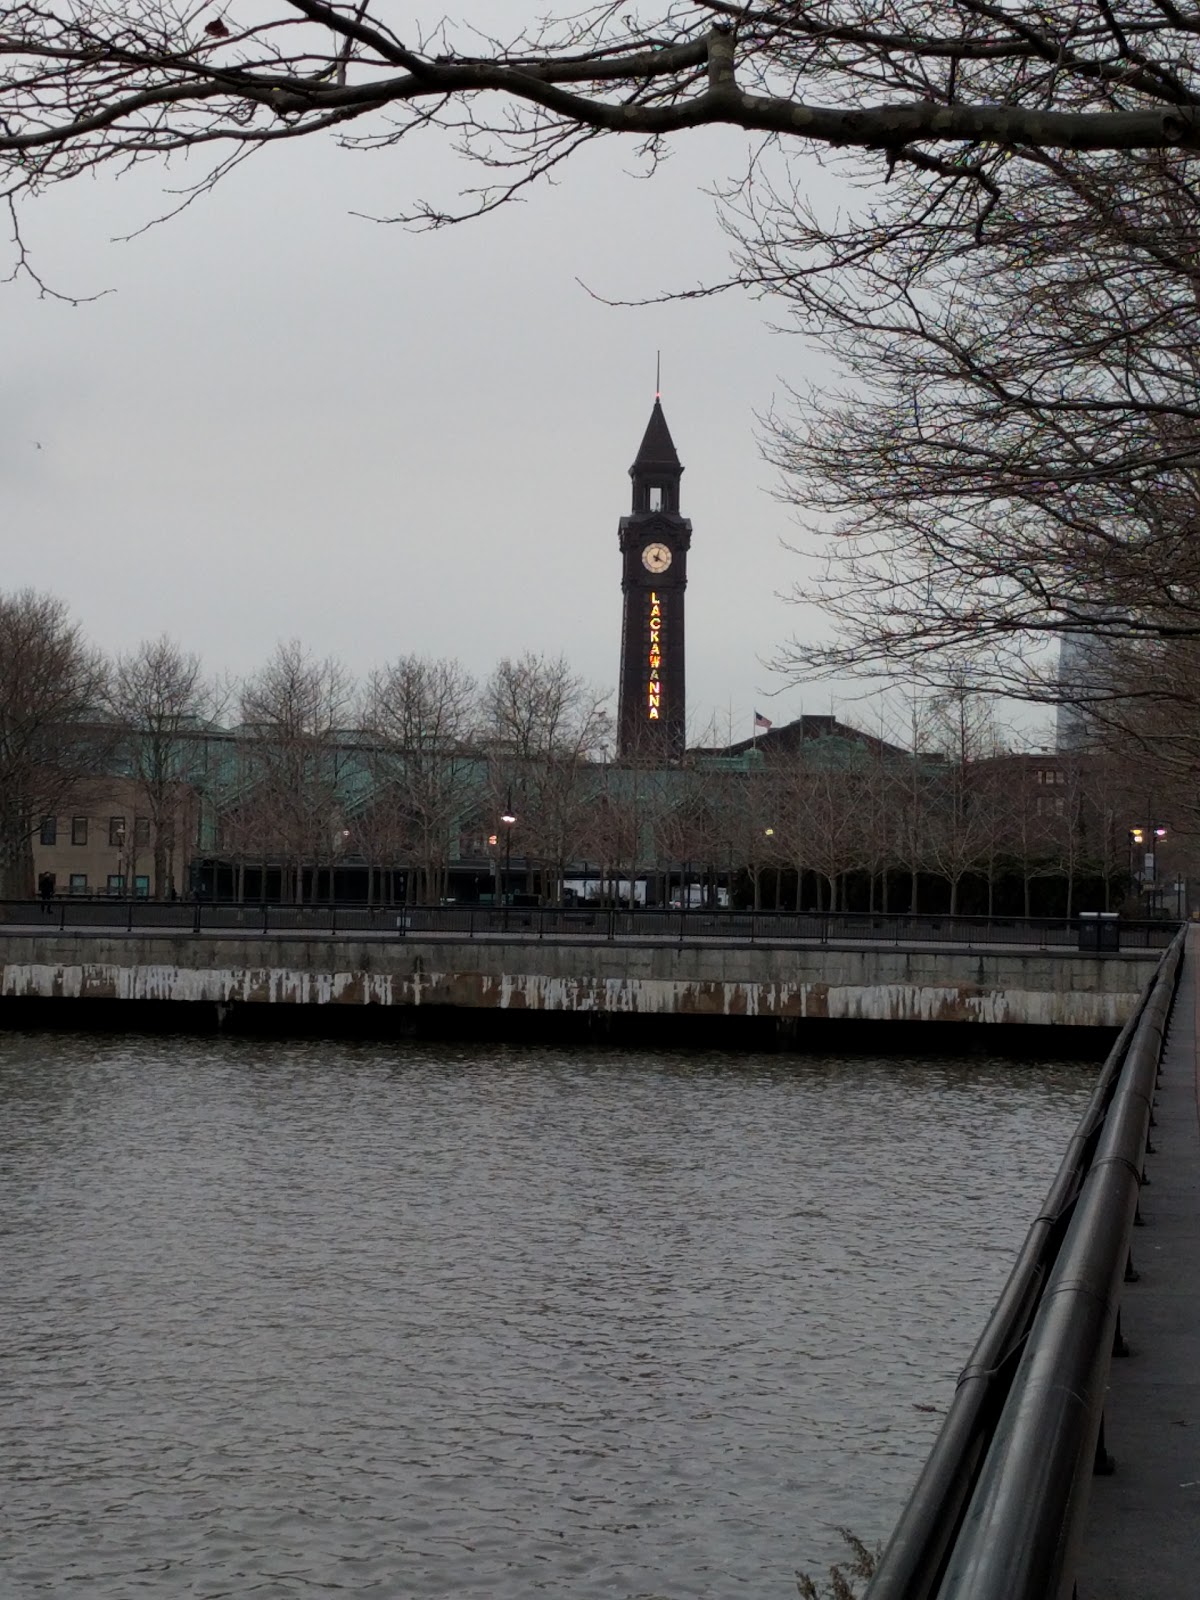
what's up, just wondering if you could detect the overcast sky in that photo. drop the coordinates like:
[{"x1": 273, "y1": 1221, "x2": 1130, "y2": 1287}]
[{"x1": 0, "y1": 8, "x2": 1053, "y2": 747}]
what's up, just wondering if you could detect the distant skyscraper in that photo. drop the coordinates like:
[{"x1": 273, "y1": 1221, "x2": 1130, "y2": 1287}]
[
  {"x1": 617, "y1": 397, "x2": 691, "y2": 759},
  {"x1": 1055, "y1": 634, "x2": 1111, "y2": 751}
]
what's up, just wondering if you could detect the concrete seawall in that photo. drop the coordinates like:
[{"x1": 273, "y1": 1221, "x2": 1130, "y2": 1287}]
[{"x1": 0, "y1": 934, "x2": 1160, "y2": 1029}]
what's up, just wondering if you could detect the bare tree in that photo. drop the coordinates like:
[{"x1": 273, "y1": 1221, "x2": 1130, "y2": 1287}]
[
  {"x1": 997, "y1": 761, "x2": 1060, "y2": 918},
  {"x1": 4, "y1": 5, "x2": 1200, "y2": 239},
  {"x1": 856, "y1": 741, "x2": 899, "y2": 915},
  {"x1": 482, "y1": 652, "x2": 609, "y2": 762},
  {"x1": 765, "y1": 146, "x2": 1200, "y2": 699},
  {"x1": 237, "y1": 640, "x2": 354, "y2": 903},
  {"x1": 0, "y1": 590, "x2": 109, "y2": 898},
  {"x1": 772, "y1": 754, "x2": 865, "y2": 914},
  {"x1": 657, "y1": 767, "x2": 734, "y2": 908},
  {"x1": 480, "y1": 653, "x2": 610, "y2": 899},
  {"x1": 878, "y1": 692, "x2": 942, "y2": 916},
  {"x1": 109, "y1": 634, "x2": 217, "y2": 897},
  {"x1": 923, "y1": 684, "x2": 1006, "y2": 914},
  {"x1": 342, "y1": 762, "x2": 409, "y2": 905},
  {"x1": 362, "y1": 655, "x2": 479, "y2": 903},
  {"x1": 519, "y1": 755, "x2": 602, "y2": 905}
]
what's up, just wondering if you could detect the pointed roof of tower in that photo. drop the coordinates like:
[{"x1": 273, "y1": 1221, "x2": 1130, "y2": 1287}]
[{"x1": 632, "y1": 399, "x2": 681, "y2": 473}]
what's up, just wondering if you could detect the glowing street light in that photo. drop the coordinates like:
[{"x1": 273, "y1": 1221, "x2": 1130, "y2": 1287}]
[{"x1": 500, "y1": 799, "x2": 517, "y2": 910}]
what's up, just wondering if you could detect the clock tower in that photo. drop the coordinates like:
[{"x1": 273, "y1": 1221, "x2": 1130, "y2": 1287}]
[{"x1": 617, "y1": 397, "x2": 692, "y2": 759}]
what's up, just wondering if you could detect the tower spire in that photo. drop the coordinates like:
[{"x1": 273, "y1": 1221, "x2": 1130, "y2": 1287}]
[
  {"x1": 631, "y1": 396, "x2": 681, "y2": 474},
  {"x1": 655, "y1": 349, "x2": 661, "y2": 400}
]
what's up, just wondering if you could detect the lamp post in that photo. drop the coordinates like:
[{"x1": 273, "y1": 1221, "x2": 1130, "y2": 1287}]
[
  {"x1": 500, "y1": 798, "x2": 516, "y2": 923},
  {"x1": 1128, "y1": 823, "x2": 1167, "y2": 915},
  {"x1": 1128, "y1": 826, "x2": 1145, "y2": 910},
  {"x1": 1151, "y1": 824, "x2": 1167, "y2": 916},
  {"x1": 763, "y1": 827, "x2": 775, "y2": 913}
]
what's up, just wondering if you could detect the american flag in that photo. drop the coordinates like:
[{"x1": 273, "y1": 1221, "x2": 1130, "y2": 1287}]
[{"x1": 753, "y1": 711, "x2": 773, "y2": 730}]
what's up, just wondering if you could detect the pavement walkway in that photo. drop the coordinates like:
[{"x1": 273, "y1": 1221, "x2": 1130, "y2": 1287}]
[{"x1": 1076, "y1": 929, "x2": 1200, "y2": 1598}]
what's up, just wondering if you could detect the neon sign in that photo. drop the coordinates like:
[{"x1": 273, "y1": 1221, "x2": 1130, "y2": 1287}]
[{"x1": 647, "y1": 591, "x2": 662, "y2": 719}]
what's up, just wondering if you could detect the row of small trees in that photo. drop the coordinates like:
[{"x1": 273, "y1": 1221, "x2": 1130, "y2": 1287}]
[
  {"x1": 211, "y1": 683, "x2": 1149, "y2": 915},
  {"x1": 467, "y1": 746, "x2": 1135, "y2": 918},
  {"x1": 0, "y1": 590, "x2": 609, "y2": 898},
  {"x1": 0, "y1": 588, "x2": 1172, "y2": 910}
]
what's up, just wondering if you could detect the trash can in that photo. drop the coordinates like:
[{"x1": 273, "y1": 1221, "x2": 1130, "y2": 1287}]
[{"x1": 1078, "y1": 912, "x2": 1120, "y2": 952}]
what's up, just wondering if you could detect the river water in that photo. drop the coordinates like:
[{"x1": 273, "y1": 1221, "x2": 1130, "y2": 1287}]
[{"x1": 1, "y1": 1035, "x2": 1096, "y2": 1599}]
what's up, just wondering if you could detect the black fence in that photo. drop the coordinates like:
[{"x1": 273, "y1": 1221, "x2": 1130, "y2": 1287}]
[{"x1": 0, "y1": 899, "x2": 1179, "y2": 950}]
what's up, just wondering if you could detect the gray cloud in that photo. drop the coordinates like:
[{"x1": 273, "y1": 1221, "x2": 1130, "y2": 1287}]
[{"x1": 1, "y1": 62, "x2": 849, "y2": 741}]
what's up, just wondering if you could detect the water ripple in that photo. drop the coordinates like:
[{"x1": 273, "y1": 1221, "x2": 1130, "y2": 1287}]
[{"x1": 0, "y1": 1037, "x2": 1095, "y2": 1598}]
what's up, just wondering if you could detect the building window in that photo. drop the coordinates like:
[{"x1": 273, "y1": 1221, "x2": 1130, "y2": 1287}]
[
  {"x1": 71, "y1": 817, "x2": 88, "y2": 846},
  {"x1": 69, "y1": 873, "x2": 87, "y2": 894},
  {"x1": 134, "y1": 817, "x2": 151, "y2": 848},
  {"x1": 134, "y1": 875, "x2": 150, "y2": 898},
  {"x1": 649, "y1": 485, "x2": 663, "y2": 511},
  {"x1": 39, "y1": 816, "x2": 57, "y2": 846},
  {"x1": 106, "y1": 874, "x2": 125, "y2": 895},
  {"x1": 109, "y1": 816, "x2": 126, "y2": 847}
]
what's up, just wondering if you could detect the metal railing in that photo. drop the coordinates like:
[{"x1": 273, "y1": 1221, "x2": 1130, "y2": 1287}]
[
  {"x1": 0, "y1": 899, "x2": 1179, "y2": 949},
  {"x1": 864, "y1": 924, "x2": 1186, "y2": 1600}
]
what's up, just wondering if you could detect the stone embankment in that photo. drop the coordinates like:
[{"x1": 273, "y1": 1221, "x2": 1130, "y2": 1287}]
[{"x1": 0, "y1": 932, "x2": 1158, "y2": 1029}]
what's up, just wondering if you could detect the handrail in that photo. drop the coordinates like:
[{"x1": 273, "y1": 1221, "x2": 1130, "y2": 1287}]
[
  {"x1": 864, "y1": 925, "x2": 1186, "y2": 1600},
  {"x1": 0, "y1": 899, "x2": 1179, "y2": 951},
  {"x1": 939, "y1": 928, "x2": 1182, "y2": 1600}
]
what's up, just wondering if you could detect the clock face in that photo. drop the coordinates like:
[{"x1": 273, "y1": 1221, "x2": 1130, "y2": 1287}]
[{"x1": 642, "y1": 542, "x2": 672, "y2": 574}]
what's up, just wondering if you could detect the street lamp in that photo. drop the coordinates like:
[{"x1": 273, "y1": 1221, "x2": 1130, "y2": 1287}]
[
  {"x1": 1128, "y1": 824, "x2": 1167, "y2": 915},
  {"x1": 500, "y1": 799, "x2": 516, "y2": 915},
  {"x1": 753, "y1": 827, "x2": 776, "y2": 913},
  {"x1": 1128, "y1": 826, "x2": 1145, "y2": 908},
  {"x1": 1151, "y1": 825, "x2": 1167, "y2": 915}
]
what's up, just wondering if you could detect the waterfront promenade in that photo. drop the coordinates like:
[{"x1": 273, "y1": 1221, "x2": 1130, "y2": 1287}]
[{"x1": 1076, "y1": 930, "x2": 1200, "y2": 1600}]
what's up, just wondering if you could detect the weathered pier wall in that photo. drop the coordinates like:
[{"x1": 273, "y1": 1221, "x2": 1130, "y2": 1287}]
[{"x1": 0, "y1": 934, "x2": 1159, "y2": 1029}]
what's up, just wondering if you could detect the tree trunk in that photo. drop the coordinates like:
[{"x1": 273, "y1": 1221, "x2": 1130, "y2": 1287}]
[{"x1": 153, "y1": 832, "x2": 169, "y2": 899}]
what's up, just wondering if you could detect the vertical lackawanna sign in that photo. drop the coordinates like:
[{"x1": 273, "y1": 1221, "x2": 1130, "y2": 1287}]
[{"x1": 647, "y1": 591, "x2": 663, "y2": 721}]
